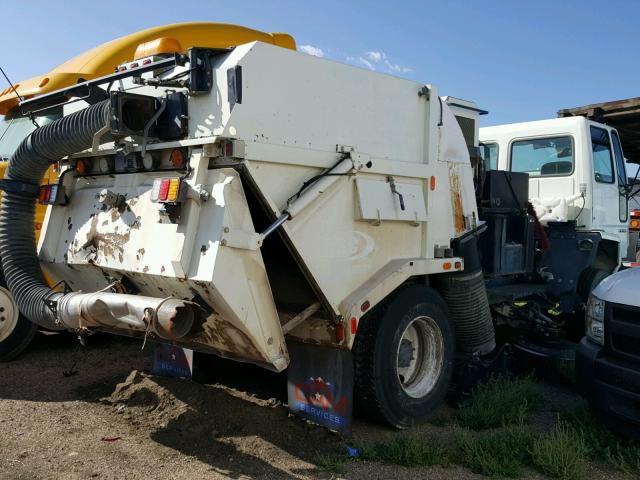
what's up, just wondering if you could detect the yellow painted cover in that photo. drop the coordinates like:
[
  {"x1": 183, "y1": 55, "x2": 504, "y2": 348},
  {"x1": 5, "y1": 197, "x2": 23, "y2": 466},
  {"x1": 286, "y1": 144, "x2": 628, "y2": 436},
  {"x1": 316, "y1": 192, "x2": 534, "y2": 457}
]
[{"x1": 0, "y1": 22, "x2": 296, "y2": 115}]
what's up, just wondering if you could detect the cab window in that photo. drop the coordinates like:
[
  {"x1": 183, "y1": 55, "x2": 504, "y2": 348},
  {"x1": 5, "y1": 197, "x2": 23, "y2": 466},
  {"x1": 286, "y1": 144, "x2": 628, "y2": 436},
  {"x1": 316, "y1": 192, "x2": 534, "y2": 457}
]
[
  {"x1": 591, "y1": 126, "x2": 614, "y2": 184},
  {"x1": 510, "y1": 136, "x2": 573, "y2": 177},
  {"x1": 480, "y1": 142, "x2": 498, "y2": 170}
]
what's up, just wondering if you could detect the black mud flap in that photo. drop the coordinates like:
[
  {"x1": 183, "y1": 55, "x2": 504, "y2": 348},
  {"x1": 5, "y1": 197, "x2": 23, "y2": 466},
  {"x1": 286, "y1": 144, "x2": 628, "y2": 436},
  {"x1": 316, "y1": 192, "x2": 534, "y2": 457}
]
[{"x1": 287, "y1": 341, "x2": 353, "y2": 435}]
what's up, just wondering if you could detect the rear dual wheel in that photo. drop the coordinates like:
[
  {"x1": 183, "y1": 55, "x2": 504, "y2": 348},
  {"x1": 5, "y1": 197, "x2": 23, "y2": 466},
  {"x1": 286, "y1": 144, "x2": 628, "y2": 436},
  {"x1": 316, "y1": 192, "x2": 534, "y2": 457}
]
[{"x1": 353, "y1": 285, "x2": 455, "y2": 428}]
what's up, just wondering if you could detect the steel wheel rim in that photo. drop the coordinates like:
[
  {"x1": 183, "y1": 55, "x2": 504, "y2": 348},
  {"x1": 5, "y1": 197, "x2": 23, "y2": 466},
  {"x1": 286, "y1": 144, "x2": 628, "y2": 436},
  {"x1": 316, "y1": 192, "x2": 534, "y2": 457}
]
[
  {"x1": 396, "y1": 315, "x2": 444, "y2": 398},
  {"x1": 0, "y1": 287, "x2": 19, "y2": 342}
]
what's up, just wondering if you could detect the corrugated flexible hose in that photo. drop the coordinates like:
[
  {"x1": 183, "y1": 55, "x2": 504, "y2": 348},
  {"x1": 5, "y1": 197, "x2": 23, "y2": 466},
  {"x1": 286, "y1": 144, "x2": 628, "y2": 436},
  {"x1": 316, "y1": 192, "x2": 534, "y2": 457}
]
[
  {"x1": 434, "y1": 268, "x2": 496, "y2": 355},
  {"x1": 0, "y1": 100, "x2": 112, "y2": 329}
]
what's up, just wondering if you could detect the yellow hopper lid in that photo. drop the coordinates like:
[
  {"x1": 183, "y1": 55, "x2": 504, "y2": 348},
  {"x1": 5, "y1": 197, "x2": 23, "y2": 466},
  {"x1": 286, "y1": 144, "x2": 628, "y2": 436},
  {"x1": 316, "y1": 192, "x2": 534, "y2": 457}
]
[{"x1": 0, "y1": 22, "x2": 296, "y2": 115}]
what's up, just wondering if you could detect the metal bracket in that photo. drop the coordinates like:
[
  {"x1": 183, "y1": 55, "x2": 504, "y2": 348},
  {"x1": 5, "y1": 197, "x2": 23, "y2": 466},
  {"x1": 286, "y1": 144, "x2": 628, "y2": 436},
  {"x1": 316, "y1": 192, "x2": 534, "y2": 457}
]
[
  {"x1": 187, "y1": 184, "x2": 210, "y2": 204},
  {"x1": 202, "y1": 143, "x2": 220, "y2": 158},
  {"x1": 220, "y1": 227, "x2": 263, "y2": 250},
  {"x1": 350, "y1": 152, "x2": 371, "y2": 171},
  {"x1": 336, "y1": 144, "x2": 355, "y2": 154},
  {"x1": 336, "y1": 145, "x2": 371, "y2": 171},
  {"x1": 91, "y1": 124, "x2": 111, "y2": 154},
  {"x1": 42, "y1": 280, "x2": 72, "y2": 320},
  {"x1": 141, "y1": 96, "x2": 168, "y2": 157},
  {"x1": 19, "y1": 54, "x2": 183, "y2": 114},
  {"x1": 116, "y1": 140, "x2": 135, "y2": 156}
]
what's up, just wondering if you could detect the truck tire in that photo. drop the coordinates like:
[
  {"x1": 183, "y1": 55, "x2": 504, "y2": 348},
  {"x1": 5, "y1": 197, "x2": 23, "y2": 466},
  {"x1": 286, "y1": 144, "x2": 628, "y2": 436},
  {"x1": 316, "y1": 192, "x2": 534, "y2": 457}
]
[
  {"x1": 0, "y1": 286, "x2": 37, "y2": 361},
  {"x1": 353, "y1": 285, "x2": 455, "y2": 428}
]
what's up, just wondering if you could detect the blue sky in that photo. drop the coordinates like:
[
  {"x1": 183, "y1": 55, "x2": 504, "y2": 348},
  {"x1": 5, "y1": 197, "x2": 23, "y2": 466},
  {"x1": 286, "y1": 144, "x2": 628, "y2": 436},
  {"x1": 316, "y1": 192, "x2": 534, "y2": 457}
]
[{"x1": 2, "y1": 0, "x2": 638, "y2": 125}]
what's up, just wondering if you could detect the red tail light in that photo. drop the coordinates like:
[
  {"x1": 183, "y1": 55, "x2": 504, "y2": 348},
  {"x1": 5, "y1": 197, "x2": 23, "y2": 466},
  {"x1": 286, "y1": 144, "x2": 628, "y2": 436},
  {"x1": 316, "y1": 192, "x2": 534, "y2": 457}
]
[
  {"x1": 38, "y1": 184, "x2": 64, "y2": 205},
  {"x1": 158, "y1": 179, "x2": 170, "y2": 201}
]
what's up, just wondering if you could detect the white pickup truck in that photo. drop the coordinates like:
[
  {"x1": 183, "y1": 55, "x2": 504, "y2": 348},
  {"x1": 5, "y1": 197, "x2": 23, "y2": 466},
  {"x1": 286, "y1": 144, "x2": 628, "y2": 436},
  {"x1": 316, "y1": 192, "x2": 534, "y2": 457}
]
[{"x1": 576, "y1": 267, "x2": 640, "y2": 439}]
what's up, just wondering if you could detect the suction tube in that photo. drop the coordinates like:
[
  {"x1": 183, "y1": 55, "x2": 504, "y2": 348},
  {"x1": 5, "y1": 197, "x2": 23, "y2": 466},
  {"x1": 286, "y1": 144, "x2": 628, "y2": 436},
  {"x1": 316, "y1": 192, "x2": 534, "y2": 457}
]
[{"x1": 0, "y1": 101, "x2": 113, "y2": 329}]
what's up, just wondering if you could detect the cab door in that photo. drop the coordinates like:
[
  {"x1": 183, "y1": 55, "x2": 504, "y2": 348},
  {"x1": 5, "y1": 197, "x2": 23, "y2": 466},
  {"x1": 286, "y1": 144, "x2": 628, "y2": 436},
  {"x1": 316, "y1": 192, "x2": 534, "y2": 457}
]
[
  {"x1": 611, "y1": 129, "x2": 629, "y2": 223},
  {"x1": 590, "y1": 125, "x2": 628, "y2": 254}
]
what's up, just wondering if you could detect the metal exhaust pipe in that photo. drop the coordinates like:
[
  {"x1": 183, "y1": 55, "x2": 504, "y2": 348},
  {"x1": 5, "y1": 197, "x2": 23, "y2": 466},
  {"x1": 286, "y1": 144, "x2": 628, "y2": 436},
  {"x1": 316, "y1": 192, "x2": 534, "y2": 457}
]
[{"x1": 57, "y1": 292, "x2": 196, "y2": 340}]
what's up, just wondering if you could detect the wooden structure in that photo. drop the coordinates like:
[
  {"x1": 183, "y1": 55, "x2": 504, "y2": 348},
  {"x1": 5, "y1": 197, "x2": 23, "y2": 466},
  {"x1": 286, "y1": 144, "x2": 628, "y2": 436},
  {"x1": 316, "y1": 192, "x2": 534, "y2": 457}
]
[{"x1": 559, "y1": 97, "x2": 640, "y2": 164}]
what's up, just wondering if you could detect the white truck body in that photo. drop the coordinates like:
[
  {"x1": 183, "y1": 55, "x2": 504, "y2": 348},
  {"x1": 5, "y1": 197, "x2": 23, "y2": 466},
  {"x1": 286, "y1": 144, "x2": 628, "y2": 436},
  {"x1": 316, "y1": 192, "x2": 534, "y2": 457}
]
[
  {"x1": 37, "y1": 41, "x2": 477, "y2": 371},
  {"x1": 8, "y1": 29, "x2": 614, "y2": 429}
]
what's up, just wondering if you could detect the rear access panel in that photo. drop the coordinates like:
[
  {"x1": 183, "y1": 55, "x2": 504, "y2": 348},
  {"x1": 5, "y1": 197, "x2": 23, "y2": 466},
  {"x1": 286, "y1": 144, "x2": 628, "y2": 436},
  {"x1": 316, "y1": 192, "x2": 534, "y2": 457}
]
[{"x1": 39, "y1": 166, "x2": 288, "y2": 371}]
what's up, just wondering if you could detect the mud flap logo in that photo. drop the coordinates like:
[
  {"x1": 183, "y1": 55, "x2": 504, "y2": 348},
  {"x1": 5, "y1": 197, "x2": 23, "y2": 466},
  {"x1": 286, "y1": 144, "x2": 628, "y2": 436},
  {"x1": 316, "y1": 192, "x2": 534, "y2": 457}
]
[
  {"x1": 291, "y1": 377, "x2": 348, "y2": 429},
  {"x1": 286, "y1": 342, "x2": 353, "y2": 434},
  {"x1": 153, "y1": 344, "x2": 193, "y2": 379}
]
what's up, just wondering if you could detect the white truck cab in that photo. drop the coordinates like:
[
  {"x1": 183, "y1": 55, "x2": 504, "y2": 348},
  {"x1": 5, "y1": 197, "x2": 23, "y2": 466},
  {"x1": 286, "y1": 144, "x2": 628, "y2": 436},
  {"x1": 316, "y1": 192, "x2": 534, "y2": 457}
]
[{"x1": 480, "y1": 117, "x2": 629, "y2": 267}]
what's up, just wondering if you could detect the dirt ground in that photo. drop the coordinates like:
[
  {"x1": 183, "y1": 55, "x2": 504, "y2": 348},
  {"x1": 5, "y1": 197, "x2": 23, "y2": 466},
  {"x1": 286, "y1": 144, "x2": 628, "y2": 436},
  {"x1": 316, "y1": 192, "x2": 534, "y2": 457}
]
[{"x1": 0, "y1": 332, "x2": 632, "y2": 480}]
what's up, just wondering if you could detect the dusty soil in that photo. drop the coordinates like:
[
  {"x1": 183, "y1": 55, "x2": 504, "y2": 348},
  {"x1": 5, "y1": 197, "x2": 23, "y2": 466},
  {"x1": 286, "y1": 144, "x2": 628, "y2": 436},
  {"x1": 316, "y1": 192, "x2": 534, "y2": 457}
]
[{"x1": 0, "y1": 332, "x2": 631, "y2": 480}]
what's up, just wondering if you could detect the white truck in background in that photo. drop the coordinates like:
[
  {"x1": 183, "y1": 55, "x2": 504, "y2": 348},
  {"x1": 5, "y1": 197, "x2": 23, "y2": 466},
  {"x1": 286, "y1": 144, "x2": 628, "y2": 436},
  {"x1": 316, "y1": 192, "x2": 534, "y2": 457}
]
[
  {"x1": 484, "y1": 111, "x2": 640, "y2": 438},
  {"x1": 480, "y1": 118, "x2": 630, "y2": 306}
]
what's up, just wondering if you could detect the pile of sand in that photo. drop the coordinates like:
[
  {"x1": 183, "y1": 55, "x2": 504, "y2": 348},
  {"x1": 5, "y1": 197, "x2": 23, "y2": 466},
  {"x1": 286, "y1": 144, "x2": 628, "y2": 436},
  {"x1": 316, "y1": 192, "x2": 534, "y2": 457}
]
[{"x1": 105, "y1": 370, "x2": 190, "y2": 428}]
